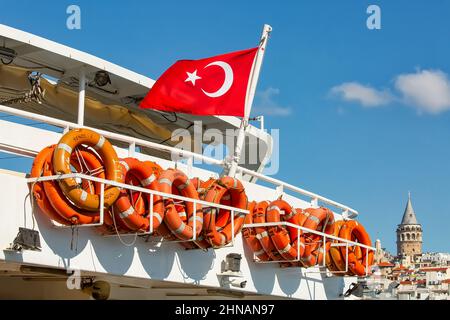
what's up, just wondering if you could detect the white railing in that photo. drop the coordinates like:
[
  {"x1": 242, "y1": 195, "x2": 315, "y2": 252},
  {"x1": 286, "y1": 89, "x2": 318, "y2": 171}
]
[
  {"x1": 27, "y1": 172, "x2": 248, "y2": 245},
  {"x1": 242, "y1": 221, "x2": 376, "y2": 276},
  {"x1": 1, "y1": 104, "x2": 358, "y2": 217}
]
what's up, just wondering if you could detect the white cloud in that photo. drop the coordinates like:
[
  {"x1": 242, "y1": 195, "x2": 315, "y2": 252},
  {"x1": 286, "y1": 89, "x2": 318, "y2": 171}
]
[
  {"x1": 331, "y1": 69, "x2": 450, "y2": 115},
  {"x1": 330, "y1": 82, "x2": 392, "y2": 107},
  {"x1": 395, "y1": 69, "x2": 450, "y2": 114},
  {"x1": 252, "y1": 87, "x2": 292, "y2": 116}
]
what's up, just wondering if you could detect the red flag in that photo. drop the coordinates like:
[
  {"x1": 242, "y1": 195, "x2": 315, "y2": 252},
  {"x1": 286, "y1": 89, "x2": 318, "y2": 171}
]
[{"x1": 140, "y1": 47, "x2": 258, "y2": 117}]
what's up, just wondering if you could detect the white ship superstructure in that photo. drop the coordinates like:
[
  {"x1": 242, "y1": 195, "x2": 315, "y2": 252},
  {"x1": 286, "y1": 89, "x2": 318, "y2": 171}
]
[{"x1": 0, "y1": 24, "x2": 375, "y2": 300}]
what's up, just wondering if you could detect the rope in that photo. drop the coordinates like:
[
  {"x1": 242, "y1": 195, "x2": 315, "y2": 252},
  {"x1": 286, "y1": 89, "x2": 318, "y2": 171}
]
[
  {"x1": 27, "y1": 168, "x2": 45, "y2": 231},
  {"x1": 0, "y1": 75, "x2": 45, "y2": 106},
  {"x1": 72, "y1": 147, "x2": 105, "y2": 194},
  {"x1": 111, "y1": 206, "x2": 137, "y2": 247}
]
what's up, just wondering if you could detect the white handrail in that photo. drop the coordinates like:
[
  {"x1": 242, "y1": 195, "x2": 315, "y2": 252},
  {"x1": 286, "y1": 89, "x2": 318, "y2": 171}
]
[
  {"x1": 0, "y1": 104, "x2": 223, "y2": 166},
  {"x1": 1, "y1": 104, "x2": 358, "y2": 216},
  {"x1": 238, "y1": 167, "x2": 358, "y2": 217}
]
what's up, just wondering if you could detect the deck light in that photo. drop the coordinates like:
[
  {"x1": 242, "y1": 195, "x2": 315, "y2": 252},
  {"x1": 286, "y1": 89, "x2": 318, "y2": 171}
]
[
  {"x1": 0, "y1": 46, "x2": 17, "y2": 65},
  {"x1": 94, "y1": 70, "x2": 111, "y2": 87}
]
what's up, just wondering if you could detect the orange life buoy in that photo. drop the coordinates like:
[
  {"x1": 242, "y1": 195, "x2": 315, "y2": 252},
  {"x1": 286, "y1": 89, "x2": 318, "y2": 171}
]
[
  {"x1": 191, "y1": 177, "x2": 215, "y2": 195},
  {"x1": 285, "y1": 208, "x2": 310, "y2": 267},
  {"x1": 202, "y1": 176, "x2": 248, "y2": 247},
  {"x1": 52, "y1": 128, "x2": 123, "y2": 211},
  {"x1": 113, "y1": 158, "x2": 164, "y2": 232},
  {"x1": 125, "y1": 173, "x2": 147, "y2": 216},
  {"x1": 143, "y1": 160, "x2": 163, "y2": 177},
  {"x1": 30, "y1": 146, "x2": 70, "y2": 225},
  {"x1": 242, "y1": 201, "x2": 271, "y2": 261},
  {"x1": 266, "y1": 199, "x2": 305, "y2": 261},
  {"x1": 326, "y1": 220, "x2": 364, "y2": 276},
  {"x1": 326, "y1": 220, "x2": 348, "y2": 275},
  {"x1": 157, "y1": 169, "x2": 203, "y2": 241},
  {"x1": 180, "y1": 177, "x2": 218, "y2": 249},
  {"x1": 40, "y1": 145, "x2": 107, "y2": 225},
  {"x1": 149, "y1": 175, "x2": 202, "y2": 250},
  {"x1": 252, "y1": 200, "x2": 282, "y2": 261},
  {"x1": 338, "y1": 220, "x2": 374, "y2": 276},
  {"x1": 301, "y1": 207, "x2": 335, "y2": 267}
]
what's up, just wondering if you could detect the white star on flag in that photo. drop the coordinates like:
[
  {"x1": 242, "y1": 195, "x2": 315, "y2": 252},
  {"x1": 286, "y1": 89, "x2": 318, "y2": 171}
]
[{"x1": 185, "y1": 70, "x2": 201, "y2": 86}]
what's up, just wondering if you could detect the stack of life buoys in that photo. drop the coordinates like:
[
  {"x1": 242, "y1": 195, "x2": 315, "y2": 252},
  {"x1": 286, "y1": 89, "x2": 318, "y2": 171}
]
[
  {"x1": 30, "y1": 128, "x2": 249, "y2": 249},
  {"x1": 242, "y1": 199, "x2": 374, "y2": 276}
]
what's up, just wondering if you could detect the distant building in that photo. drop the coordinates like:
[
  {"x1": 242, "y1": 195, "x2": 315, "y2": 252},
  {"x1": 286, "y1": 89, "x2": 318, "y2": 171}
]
[
  {"x1": 396, "y1": 193, "x2": 422, "y2": 260},
  {"x1": 420, "y1": 252, "x2": 450, "y2": 266}
]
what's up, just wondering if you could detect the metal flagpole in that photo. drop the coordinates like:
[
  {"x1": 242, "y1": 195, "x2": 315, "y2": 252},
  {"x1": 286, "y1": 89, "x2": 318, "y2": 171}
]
[{"x1": 227, "y1": 24, "x2": 272, "y2": 177}]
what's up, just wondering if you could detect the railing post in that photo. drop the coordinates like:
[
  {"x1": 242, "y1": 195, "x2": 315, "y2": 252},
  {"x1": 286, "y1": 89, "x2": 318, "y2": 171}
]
[
  {"x1": 149, "y1": 193, "x2": 154, "y2": 234},
  {"x1": 77, "y1": 67, "x2": 86, "y2": 127},
  {"x1": 276, "y1": 185, "x2": 284, "y2": 198},
  {"x1": 128, "y1": 141, "x2": 136, "y2": 157},
  {"x1": 187, "y1": 156, "x2": 193, "y2": 178},
  {"x1": 296, "y1": 227, "x2": 300, "y2": 261},
  {"x1": 192, "y1": 200, "x2": 197, "y2": 241},
  {"x1": 99, "y1": 182, "x2": 104, "y2": 225},
  {"x1": 366, "y1": 247, "x2": 369, "y2": 276},
  {"x1": 345, "y1": 243, "x2": 349, "y2": 273},
  {"x1": 231, "y1": 209, "x2": 235, "y2": 246}
]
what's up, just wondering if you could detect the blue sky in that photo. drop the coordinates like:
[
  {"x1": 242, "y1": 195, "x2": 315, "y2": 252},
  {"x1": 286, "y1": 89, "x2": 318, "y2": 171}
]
[{"x1": 2, "y1": 0, "x2": 450, "y2": 254}]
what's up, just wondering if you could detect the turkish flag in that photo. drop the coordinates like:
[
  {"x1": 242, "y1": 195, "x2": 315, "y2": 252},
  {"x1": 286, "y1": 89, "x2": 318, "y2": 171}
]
[{"x1": 140, "y1": 47, "x2": 258, "y2": 117}]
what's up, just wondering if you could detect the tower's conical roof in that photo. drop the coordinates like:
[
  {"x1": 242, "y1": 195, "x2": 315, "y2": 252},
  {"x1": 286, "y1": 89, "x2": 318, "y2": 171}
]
[{"x1": 400, "y1": 192, "x2": 419, "y2": 225}]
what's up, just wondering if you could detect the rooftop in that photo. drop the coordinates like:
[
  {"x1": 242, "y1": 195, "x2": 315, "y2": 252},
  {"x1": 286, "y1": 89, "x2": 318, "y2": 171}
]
[
  {"x1": 419, "y1": 267, "x2": 449, "y2": 273},
  {"x1": 400, "y1": 192, "x2": 419, "y2": 225},
  {"x1": 378, "y1": 262, "x2": 395, "y2": 268}
]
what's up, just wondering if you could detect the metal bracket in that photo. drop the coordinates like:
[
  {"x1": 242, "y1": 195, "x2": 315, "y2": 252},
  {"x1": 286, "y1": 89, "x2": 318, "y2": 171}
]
[{"x1": 276, "y1": 184, "x2": 284, "y2": 198}]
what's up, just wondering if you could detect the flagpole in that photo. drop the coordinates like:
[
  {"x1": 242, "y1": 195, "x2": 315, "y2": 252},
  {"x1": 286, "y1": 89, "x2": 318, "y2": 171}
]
[{"x1": 227, "y1": 24, "x2": 272, "y2": 177}]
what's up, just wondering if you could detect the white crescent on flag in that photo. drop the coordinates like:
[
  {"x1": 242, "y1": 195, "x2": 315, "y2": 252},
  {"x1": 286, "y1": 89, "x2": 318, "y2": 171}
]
[{"x1": 201, "y1": 61, "x2": 234, "y2": 98}]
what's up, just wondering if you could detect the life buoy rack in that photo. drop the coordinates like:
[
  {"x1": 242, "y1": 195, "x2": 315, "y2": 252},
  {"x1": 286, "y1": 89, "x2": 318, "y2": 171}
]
[
  {"x1": 266, "y1": 199, "x2": 305, "y2": 261},
  {"x1": 202, "y1": 176, "x2": 248, "y2": 247},
  {"x1": 338, "y1": 220, "x2": 374, "y2": 276},
  {"x1": 30, "y1": 128, "x2": 376, "y2": 268},
  {"x1": 52, "y1": 128, "x2": 123, "y2": 211},
  {"x1": 113, "y1": 158, "x2": 164, "y2": 232}
]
